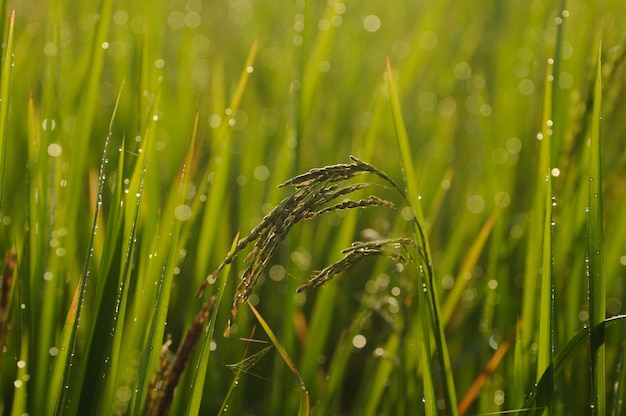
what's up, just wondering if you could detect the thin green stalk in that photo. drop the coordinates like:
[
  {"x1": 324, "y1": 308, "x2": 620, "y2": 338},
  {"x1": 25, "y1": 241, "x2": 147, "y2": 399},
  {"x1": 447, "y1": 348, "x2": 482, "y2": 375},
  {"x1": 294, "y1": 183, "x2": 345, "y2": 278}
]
[
  {"x1": 48, "y1": 134, "x2": 112, "y2": 416},
  {"x1": 524, "y1": 315, "x2": 626, "y2": 415},
  {"x1": 185, "y1": 234, "x2": 239, "y2": 415},
  {"x1": 193, "y1": 39, "x2": 259, "y2": 279},
  {"x1": 536, "y1": 53, "x2": 557, "y2": 416},
  {"x1": 132, "y1": 110, "x2": 199, "y2": 415},
  {"x1": 362, "y1": 333, "x2": 400, "y2": 416},
  {"x1": 0, "y1": 10, "x2": 13, "y2": 217},
  {"x1": 386, "y1": 57, "x2": 457, "y2": 415},
  {"x1": 248, "y1": 302, "x2": 310, "y2": 416},
  {"x1": 72, "y1": 82, "x2": 125, "y2": 414},
  {"x1": 100, "y1": 138, "x2": 145, "y2": 412},
  {"x1": 440, "y1": 210, "x2": 498, "y2": 327},
  {"x1": 536, "y1": 174, "x2": 554, "y2": 415},
  {"x1": 588, "y1": 42, "x2": 605, "y2": 416}
]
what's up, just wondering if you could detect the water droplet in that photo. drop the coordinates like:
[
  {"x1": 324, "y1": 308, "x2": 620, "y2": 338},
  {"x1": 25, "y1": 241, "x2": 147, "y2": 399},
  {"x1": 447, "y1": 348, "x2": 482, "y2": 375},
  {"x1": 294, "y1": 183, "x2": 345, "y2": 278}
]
[
  {"x1": 48, "y1": 143, "x2": 62, "y2": 157},
  {"x1": 352, "y1": 334, "x2": 367, "y2": 348},
  {"x1": 174, "y1": 204, "x2": 192, "y2": 221},
  {"x1": 43, "y1": 119, "x2": 57, "y2": 131}
]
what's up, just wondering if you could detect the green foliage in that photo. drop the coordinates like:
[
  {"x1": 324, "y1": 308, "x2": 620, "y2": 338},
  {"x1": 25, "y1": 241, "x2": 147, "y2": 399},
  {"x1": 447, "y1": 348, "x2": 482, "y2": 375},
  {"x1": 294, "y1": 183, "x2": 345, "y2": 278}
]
[{"x1": 0, "y1": 0, "x2": 625, "y2": 415}]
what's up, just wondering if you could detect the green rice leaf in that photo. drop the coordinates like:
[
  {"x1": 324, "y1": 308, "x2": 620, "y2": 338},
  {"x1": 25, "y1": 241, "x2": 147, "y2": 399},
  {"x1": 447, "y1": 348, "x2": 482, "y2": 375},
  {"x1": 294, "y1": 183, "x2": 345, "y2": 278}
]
[
  {"x1": 386, "y1": 57, "x2": 458, "y2": 415},
  {"x1": 0, "y1": 11, "x2": 14, "y2": 218},
  {"x1": 186, "y1": 234, "x2": 239, "y2": 415},
  {"x1": 588, "y1": 41, "x2": 605, "y2": 416},
  {"x1": 248, "y1": 302, "x2": 310, "y2": 416},
  {"x1": 524, "y1": 316, "x2": 626, "y2": 415}
]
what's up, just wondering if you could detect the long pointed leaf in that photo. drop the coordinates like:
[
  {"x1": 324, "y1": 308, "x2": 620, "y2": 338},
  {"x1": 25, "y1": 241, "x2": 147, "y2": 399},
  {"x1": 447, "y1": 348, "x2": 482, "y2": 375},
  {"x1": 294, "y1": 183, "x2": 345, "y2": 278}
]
[{"x1": 588, "y1": 41, "x2": 605, "y2": 416}]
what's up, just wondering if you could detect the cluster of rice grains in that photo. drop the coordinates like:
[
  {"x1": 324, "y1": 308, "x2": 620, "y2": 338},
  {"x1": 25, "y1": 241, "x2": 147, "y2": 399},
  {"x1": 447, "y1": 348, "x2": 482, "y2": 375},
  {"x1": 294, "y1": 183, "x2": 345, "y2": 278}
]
[{"x1": 195, "y1": 156, "x2": 416, "y2": 337}]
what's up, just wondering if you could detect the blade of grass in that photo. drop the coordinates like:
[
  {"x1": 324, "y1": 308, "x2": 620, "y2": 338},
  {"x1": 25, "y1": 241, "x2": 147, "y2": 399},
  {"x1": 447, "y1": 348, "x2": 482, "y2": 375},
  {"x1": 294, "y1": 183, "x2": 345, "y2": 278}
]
[
  {"x1": 47, "y1": 131, "x2": 112, "y2": 415},
  {"x1": 101, "y1": 137, "x2": 147, "y2": 413},
  {"x1": 458, "y1": 321, "x2": 518, "y2": 416},
  {"x1": 132, "y1": 106, "x2": 199, "y2": 415},
  {"x1": 185, "y1": 234, "x2": 239, "y2": 415},
  {"x1": 59, "y1": 0, "x2": 114, "y2": 297},
  {"x1": 588, "y1": 41, "x2": 605, "y2": 416},
  {"x1": 0, "y1": 10, "x2": 14, "y2": 218},
  {"x1": 313, "y1": 306, "x2": 369, "y2": 415},
  {"x1": 248, "y1": 302, "x2": 310, "y2": 416},
  {"x1": 536, "y1": 174, "x2": 554, "y2": 416},
  {"x1": 193, "y1": 39, "x2": 259, "y2": 282},
  {"x1": 217, "y1": 328, "x2": 266, "y2": 416},
  {"x1": 69, "y1": 82, "x2": 125, "y2": 414},
  {"x1": 9, "y1": 324, "x2": 28, "y2": 416},
  {"x1": 524, "y1": 315, "x2": 626, "y2": 415},
  {"x1": 386, "y1": 57, "x2": 458, "y2": 415},
  {"x1": 418, "y1": 284, "x2": 438, "y2": 416},
  {"x1": 520, "y1": 58, "x2": 553, "y2": 357},
  {"x1": 440, "y1": 209, "x2": 499, "y2": 327},
  {"x1": 536, "y1": 55, "x2": 556, "y2": 416},
  {"x1": 609, "y1": 333, "x2": 626, "y2": 416},
  {"x1": 295, "y1": 86, "x2": 387, "y2": 411},
  {"x1": 362, "y1": 332, "x2": 400, "y2": 416}
]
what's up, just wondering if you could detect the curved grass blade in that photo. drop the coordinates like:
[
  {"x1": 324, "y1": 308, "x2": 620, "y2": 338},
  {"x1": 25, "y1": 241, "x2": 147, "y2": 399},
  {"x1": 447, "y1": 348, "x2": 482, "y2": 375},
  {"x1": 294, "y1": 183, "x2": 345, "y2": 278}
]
[
  {"x1": 587, "y1": 41, "x2": 605, "y2": 416},
  {"x1": 386, "y1": 57, "x2": 457, "y2": 415},
  {"x1": 248, "y1": 302, "x2": 310, "y2": 416},
  {"x1": 185, "y1": 234, "x2": 239, "y2": 415},
  {"x1": 523, "y1": 315, "x2": 626, "y2": 415}
]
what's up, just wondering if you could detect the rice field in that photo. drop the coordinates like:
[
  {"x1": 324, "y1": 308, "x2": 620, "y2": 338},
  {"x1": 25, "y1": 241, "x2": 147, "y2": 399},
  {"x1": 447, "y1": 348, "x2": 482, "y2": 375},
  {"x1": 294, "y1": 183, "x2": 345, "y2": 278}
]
[{"x1": 0, "y1": 0, "x2": 625, "y2": 414}]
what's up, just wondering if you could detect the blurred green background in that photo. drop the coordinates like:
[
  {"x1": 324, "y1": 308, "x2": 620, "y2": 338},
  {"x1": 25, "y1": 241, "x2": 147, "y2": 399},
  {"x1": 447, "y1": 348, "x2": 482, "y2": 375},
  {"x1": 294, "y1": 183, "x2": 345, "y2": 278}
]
[{"x1": 1, "y1": 0, "x2": 626, "y2": 414}]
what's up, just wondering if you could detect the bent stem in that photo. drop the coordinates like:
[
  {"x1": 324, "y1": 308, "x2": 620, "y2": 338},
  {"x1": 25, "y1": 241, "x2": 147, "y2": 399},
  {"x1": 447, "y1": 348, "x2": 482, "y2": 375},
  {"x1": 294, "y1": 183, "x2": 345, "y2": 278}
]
[{"x1": 386, "y1": 57, "x2": 458, "y2": 414}]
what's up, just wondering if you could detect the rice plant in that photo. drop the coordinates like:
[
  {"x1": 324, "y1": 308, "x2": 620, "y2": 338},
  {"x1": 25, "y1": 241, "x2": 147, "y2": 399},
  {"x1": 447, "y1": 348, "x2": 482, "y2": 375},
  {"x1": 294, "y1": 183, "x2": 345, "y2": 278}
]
[{"x1": 0, "y1": 0, "x2": 626, "y2": 415}]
